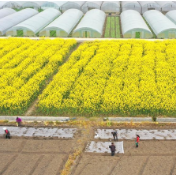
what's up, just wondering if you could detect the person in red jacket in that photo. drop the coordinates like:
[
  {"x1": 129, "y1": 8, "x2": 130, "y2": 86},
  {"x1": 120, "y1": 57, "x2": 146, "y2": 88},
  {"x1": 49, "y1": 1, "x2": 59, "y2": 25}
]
[
  {"x1": 136, "y1": 135, "x2": 140, "y2": 148},
  {"x1": 3, "y1": 127, "x2": 11, "y2": 139}
]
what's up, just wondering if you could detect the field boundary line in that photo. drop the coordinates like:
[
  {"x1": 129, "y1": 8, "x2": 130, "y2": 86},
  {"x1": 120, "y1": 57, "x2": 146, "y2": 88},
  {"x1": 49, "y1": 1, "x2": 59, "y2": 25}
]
[
  {"x1": 138, "y1": 156, "x2": 150, "y2": 175},
  {"x1": 57, "y1": 155, "x2": 69, "y2": 175},
  {"x1": 29, "y1": 155, "x2": 44, "y2": 175},
  {"x1": 108, "y1": 156, "x2": 123, "y2": 175},
  {"x1": 170, "y1": 157, "x2": 176, "y2": 175},
  {"x1": 0, "y1": 154, "x2": 18, "y2": 175}
]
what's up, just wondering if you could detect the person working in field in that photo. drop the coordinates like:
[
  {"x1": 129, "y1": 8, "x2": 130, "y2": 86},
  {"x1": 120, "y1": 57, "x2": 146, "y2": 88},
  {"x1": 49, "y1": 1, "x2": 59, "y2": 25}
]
[
  {"x1": 111, "y1": 130, "x2": 118, "y2": 141},
  {"x1": 3, "y1": 127, "x2": 11, "y2": 139},
  {"x1": 136, "y1": 135, "x2": 140, "y2": 148},
  {"x1": 16, "y1": 117, "x2": 22, "y2": 126},
  {"x1": 109, "y1": 142, "x2": 116, "y2": 156}
]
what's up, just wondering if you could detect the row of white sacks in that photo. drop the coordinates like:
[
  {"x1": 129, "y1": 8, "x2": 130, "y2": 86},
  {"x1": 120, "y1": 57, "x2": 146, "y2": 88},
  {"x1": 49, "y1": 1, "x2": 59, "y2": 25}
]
[
  {"x1": 1, "y1": 1, "x2": 176, "y2": 14},
  {"x1": 1, "y1": 7, "x2": 176, "y2": 38}
]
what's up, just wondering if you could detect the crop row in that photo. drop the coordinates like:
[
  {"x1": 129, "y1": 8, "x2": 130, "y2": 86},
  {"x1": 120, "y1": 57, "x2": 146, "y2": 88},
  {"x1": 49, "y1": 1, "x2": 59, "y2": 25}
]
[
  {"x1": 1, "y1": 39, "x2": 176, "y2": 116},
  {"x1": 0, "y1": 38, "x2": 77, "y2": 114},
  {"x1": 104, "y1": 17, "x2": 120, "y2": 38},
  {"x1": 38, "y1": 40, "x2": 176, "y2": 116}
]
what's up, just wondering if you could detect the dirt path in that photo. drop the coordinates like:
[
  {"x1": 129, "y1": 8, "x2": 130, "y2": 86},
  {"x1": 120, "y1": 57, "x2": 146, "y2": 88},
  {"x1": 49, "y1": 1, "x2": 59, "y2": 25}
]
[
  {"x1": 24, "y1": 43, "x2": 81, "y2": 116},
  {"x1": 25, "y1": 99, "x2": 39, "y2": 116}
]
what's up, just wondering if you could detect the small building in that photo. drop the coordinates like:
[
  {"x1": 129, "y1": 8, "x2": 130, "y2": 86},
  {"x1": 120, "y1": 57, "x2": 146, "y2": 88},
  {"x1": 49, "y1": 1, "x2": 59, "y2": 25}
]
[
  {"x1": 73, "y1": 9, "x2": 106, "y2": 38},
  {"x1": 82, "y1": 1, "x2": 103, "y2": 13},
  {"x1": 0, "y1": 8, "x2": 16, "y2": 19},
  {"x1": 121, "y1": 1, "x2": 141, "y2": 14},
  {"x1": 156, "y1": 1, "x2": 176, "y2": 14},
  {"x1": 138, "y1": 1, "x2": 161, "y2": 14},
  {"x1": 166, "y1": 10, "x2": 176, "y2": 25},
  {"x1": 121, "y1": 10, "x2": 153, "y2": 38},
  {"x1": 7, "y1": 8, "x2": 61, "y2": 37},
  {"x1": 101, "y1": 1, "x2": 120, "y2": 14},
  {"x1": 40, "y1": 9, "x2": 83, "y2": 37},
  {"x1": 41, "y1": 1, "x2": 68, "y2": 10},
  {"x1": 0, "y1": 8, "x2": 38, "y2": 35},
  {"x1": 143, "y1": 10, "x2": 176, "y2": 38},
  {"x1": 61, "y1": 1, "x2": 85, "y2": 12}
]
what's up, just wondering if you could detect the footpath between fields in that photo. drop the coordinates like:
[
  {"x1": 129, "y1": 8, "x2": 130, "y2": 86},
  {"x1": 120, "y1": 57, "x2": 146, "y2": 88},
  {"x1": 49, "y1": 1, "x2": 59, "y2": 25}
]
[
  {"x1": 0, "y1": 116, "x2": 176, "y2": 123},
  {"x1": 0, "y1": 37, "x2": 165, "y2": 42}
]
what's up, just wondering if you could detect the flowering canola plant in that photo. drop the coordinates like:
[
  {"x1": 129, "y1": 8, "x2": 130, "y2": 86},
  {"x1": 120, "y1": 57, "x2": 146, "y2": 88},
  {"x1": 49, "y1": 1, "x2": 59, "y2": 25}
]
[
  {"x1": 38, "y1": 40, "x2": 176, "y2": 116},
  {"x1": 0, "y1": 38, "x2": 76, "y2": 114}
]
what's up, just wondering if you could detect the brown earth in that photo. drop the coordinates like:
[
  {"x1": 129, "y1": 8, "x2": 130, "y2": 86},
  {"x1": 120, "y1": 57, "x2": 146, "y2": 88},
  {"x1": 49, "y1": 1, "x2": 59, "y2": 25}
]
[
  {"x1": 72, "y1": 140, "x2": 176, "y2": 175},
  {"x1": 1, "y1": 135, "x2": 176, "y2": 174},
  {"x1": 0, "y1": 139, "x2": 74, "y2": 175}
]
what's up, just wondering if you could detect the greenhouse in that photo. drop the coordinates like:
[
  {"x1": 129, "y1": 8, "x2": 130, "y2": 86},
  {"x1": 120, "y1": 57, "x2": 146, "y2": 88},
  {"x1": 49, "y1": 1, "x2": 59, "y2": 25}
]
[
  {"x1": 20, "y1": 1, "x2": 45, "y2": 10},
  {"x1": 101, "y1": 1, "x2": 120, "y2": 14},
  {"x1": 0, "y1": 8, "x2": 38, "y2": 35},
  {"x1": 61, "y1": 1, "x2": 85, "y2": 12},
  {"x1": 166, "y1": 10, "x2": 176, "y2": 25},
  {"x1": 0, "y1": 8, "x2": 16, "y2": 19},
  {"x1": 121, "y1": 1, "x2": 141, "y2": 14},
  {"x1": 82, "y1": 1, "x2": 103, "y2": 13},
  {"x1": 156, "y1": 1, "x2": 176, "y2": 13},
  {"x1": 121, "y1": 10, "x2": 153, "y2": 38},
  {"x1": 41, "y1": 1, "x2": 67, "y2": 10},
  {"x1": 7, "y1": 8, "x2": 61, "y2": 37},
  {"x1": 139, "y1": 1, "x2": 161, "y2": 14},
  {"x1": 73, "y1": 9, "x2": 106, "y2": 38},
  {"x1": 143, "y1": 10, "x2": 176, "y2": 38},
  {"x1": 0, "y1": 1, "x2": 21, "y2": 9},
  {"x1": 40, "y1": 9, "x2": 83, "y2": 37}
]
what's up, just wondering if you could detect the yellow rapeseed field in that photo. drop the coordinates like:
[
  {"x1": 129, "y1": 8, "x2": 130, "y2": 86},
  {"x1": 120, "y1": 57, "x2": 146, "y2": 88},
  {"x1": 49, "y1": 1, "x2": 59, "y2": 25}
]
[
  {"x1": 0, "y1": 38, "x2": 77, "y2": 114},
  {"x1": 38, "y1": 40, "x2": 176, "y2": 116}
]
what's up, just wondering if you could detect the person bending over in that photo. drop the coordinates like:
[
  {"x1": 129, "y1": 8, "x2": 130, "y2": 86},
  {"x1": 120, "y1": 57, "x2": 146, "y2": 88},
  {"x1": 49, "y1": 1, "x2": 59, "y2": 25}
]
[
  {"x1": 16, "y1": 117, "x2": 22, "y2": 126},
  {"x1": 3, "y1": 127, "x2": 11, "y2": 139}
]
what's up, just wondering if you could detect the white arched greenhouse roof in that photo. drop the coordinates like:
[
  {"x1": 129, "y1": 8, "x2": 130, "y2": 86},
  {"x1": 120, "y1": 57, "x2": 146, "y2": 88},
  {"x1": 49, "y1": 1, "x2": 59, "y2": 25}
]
[
  {"x1": 15, "y1": 1, "x2": 26, "y2": 7},
  {"x1": 8, "y1": 8, "x2": 61, "y2": 34},
  {"x1": 101, "y1": 1, "x2": 120, "y2": 13},
  {"x1": 74, "y1": 9, "x2": 106, "y2": 35},
  {"x1": 0, "y1": 1, "x2": 21, "y2": 9},
  {"x1": 138, "y1": 1, "x2": 161, "y2": 14},
  {"x1": 0, "y1": 8, "x2": 16, "y2": 19},
  {"x1": 61, "y1": 1, "x2": 86, "y2": 12},
  {"x1": 121, "y1": 10, "x2": 152, "y2": 36},
  {"x1": 41, "y1": 1, "x2": 68, "y2": 10},
  {"x1": 166, "y1": 10, "x2": 176, "y2": 25},
  {"x1": 143, "y1": 10, "x2": 176, "y2": 36},
  {"x1": 82, "y1": 1, "x2": 103, "y2": 13},
  {"x1": 41, "y1": 9, "x2": 83, "y2": 35},
  {"x1": 156, "y1": 1, "x2": 176, "y2": 12},
  {"x1": 0, "y1": 8, "x2": 38, "y2": 35},
  {"x1": 20, "y1": 1, "x2": 45, "y2": 8},
  {"x1": 121, "y1": 1, "x2": 141, "y2": 14}
]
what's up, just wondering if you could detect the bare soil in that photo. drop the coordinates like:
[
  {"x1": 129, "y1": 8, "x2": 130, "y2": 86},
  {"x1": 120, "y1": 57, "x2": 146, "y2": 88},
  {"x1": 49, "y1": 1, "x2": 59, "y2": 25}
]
[
  {"x1": 1, "y1": 129, "x2": 176, "y2": 175},
  {"x1": 0, "y1": 139, "x2": 74, "y2": 175},
  {"x1": 72, "y1": 140, "x2": 176, "y2": 175}
]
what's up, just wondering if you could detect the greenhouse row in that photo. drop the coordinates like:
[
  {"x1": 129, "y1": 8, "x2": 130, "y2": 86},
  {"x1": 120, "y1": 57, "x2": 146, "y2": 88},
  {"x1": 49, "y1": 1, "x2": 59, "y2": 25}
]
[
  {"x1": 1, "y1": 6, "x2": 176, "y2": 38},
  {"x1": 0, "y1": 8, "x2": 106, "y2": 37},
  {"x1": 1, "y1": 1, "x2": 176, "y2": 14},
  {"x1": 121, "y1": 9, "x2": 176, "y2": 38}
]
